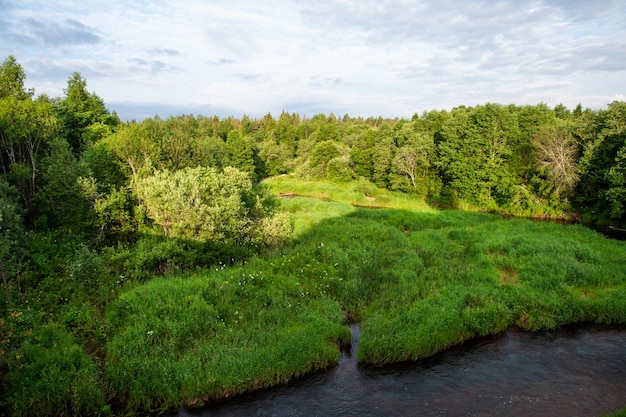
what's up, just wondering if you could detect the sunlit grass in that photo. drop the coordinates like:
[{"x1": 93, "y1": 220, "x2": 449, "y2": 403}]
[{"x1": 262, "y1": 175, "x2": 435, "y2": 211}]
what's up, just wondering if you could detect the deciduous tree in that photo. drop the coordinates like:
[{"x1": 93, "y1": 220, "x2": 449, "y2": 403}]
[
  {"x1": 135, "y1": 166, "x2": 252, "y2": 242},
  {"x1": 532, "y1": 125, "x2": 579, "y2": 198},
  {"x1": 0, "y1": 56, "x2": 29, "y2": 99},
  {"x1": 0, "y1": 95, "x2": 58, "y2": 214}
]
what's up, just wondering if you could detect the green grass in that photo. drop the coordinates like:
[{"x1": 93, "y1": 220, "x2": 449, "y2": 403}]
[
  {"x1": 104, "y1": 257, "x2": 350, "y2": 411},
  {"x1": 262, "y1": 175, "x2": 435, "y2": 211},
  {"x1": 92, "y1": 182, "x2": 626, "y2": 411},
  {"x1": 356, "y1": 214, "x2": 626, "y2": 363},
  {"x1": 4, "y1": 178, "x2": 626, "y2": 415}
]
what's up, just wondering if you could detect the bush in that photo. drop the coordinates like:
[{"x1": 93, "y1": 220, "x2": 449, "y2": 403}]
[{"x1": 4, "y1": 324, "x2": 107, "y2": 417}]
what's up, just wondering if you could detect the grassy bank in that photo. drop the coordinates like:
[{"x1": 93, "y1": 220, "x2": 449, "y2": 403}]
[
  {"x1": 105, "y1": 259, "x2": 350, "y2": 411},
  {"x1": 3, "y1": 178, "x2": 625, "y2": 415},
  {"x1": 105, "y1": 192, "x2": 624, "y2": 412}
]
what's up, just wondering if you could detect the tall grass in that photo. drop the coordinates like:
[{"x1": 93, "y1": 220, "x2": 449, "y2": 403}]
[
  {"x1": 357, "y1": 213, "x2": 626, "y2": 363},
  {"x1": 105, "y1": 258, "x2": 350, "y2": 412},
  {"x1": 5, "y1": 178, "x2": 625, "y2": 415},
  {"x1": 3, "y1": 324, "x2": 107, "y2": 417},
  {"x1": 105, "y1": 181, "x2": 625, "y2": 411}
]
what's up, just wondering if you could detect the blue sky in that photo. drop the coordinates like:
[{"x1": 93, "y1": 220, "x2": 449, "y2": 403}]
[{"x1": 2, "y1": 0, "x2": 625, "y2": 120}]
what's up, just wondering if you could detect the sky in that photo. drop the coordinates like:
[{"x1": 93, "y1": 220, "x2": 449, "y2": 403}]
[{"x1": 2, "y1": 0, "x2": 626, "y2": 121}]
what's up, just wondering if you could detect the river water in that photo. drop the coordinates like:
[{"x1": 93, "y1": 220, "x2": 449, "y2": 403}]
[{"x1": 173, "y1": 324, "x2": 626, "y2": 417}]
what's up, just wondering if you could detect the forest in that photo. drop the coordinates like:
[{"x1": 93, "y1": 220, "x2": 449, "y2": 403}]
[{"x1": 1, "y1": 54, "x2": 625, "y2": 416}]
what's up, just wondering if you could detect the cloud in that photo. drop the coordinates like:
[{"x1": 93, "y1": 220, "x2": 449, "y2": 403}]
[
  {"x1": 1, "y1": 0, "x2": 624, "y2": 119},
  {"x1": 208, "y1": 58, "x2": 236, "y2": 66},
  {"x1": 149, "y1": 48, "x2": 182, "y2": 56},
  {"x1": 25, "y1": 57, "x2": 113, "y2": 79},
  {"x1": 8, "y1": 18, "x2": 101, "y2": 47},
  {"x1": 127, "y1": 58, "x2": 181, "y2": 74}
]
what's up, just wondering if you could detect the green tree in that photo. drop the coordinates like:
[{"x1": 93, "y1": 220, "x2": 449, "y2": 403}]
[
  {"x1": 258, "y1": 140, "x2": 293, "y2": 176},
  {"x1": 81, "y1": 141, "x2": 129, "y2": 193},
  {"x1": 224, "y1": 130, "x2": 256, "y2": 179},
  {"x1": 316, "y1": 119, "x2": 340, "y2": 143},
  {"x1": 55, "y1": 72, "x2": 119, "y2": 155},
  {"x1": 90, "y1": 185, "x2": 137, "y2": 244},
  {"x1": 104, "y1": 121, "x2": 161, "y2": 179},
  {"x1": 135, "y1": 166, "x2": 290, "y2": 248},
  {"x1": 0, "y1": 56, "x2": 30, "y2": 99},
  {"x1": 577, "y1": 101, "x2": 626, "y2": 224},
  {"x1": 36, "y1": 138, "x2": 93, "y2": 232},
  {"x1": 309, "y1": 140, "x2": 340, "y2": 177},
  {"x1": 159, "y1": 115, "x2": 199, "y2": 171},
  {"x1": 391, "y1": 120, "x2": 435, "y2": 192},
  {"x1": 350, "y1": 128, "x2": 377, "y2": 179},
  {"x1": 436, "y1": 105, "x2": 517, "y2": 207},
  {"x1": 0, "y1": 179, "x2": 25, "y2": 310},
  {"x1": 393, "y1": 146, "x2": 420, "y2": 190},
  {"x1": 274, "y1": 111, "x2": 298, "y2": 155},
  {"x1": 392, "y1": 137, "x2": 434, "y2": 192},
  {"x1": 371, "y1": 123, "x2": 395, "y2": 188},
  {"x1": 135, "y1": 166, "x2": 253, "y2": 243},
  {"x1": 0, "y1": 94, "x2": 58, "y2": 215},
  {"x1": 193, "y1": 134, "x2": 226, "y2": 170},
  {"x1": 511, "y1": 104, "x2": 557, "y2": 182},
  {"x1": 603, "y1": 145, "x2": 626, "y2": 221}
]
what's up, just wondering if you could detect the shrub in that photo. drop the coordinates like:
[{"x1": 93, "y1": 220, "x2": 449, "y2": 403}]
[{"x1": 4, "y1": 324, "x2": 106, "y2": 417}]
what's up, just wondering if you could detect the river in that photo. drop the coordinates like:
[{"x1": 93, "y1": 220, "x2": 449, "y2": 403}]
[{"x1": 170, "y1": 324, "x2": 626, "y2": 417}]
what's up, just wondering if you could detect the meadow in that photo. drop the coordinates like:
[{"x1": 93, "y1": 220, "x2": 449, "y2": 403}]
[
  {"x1": 5, "y1": 177, "x2": 626, "y2": 415},
  {"x1": 105, "y1": 178, "x2": 626, "y2": 413}
]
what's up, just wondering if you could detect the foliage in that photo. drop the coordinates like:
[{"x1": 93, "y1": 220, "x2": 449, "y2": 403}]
[
  {"x1": 576, "y1": 102, "x2": 626, "y2": 224},
  {"x1": 309, "y1": 140, "x2": 340, "y2": 176},
  {"x1": 0, "y1": 56, "x2": 29, "y2": 100},
  {"x1": 55, "y1": 72, "x2": 119, "y2": 155},
  {"x1": 224, "y1": 130, "x2": 256, "y2": 179},
  {"x1": 1, "y1": 55, "x2": 626, "y2": 416},
  {"x1": 0, "y1": 94, "x2": 58, "y2": 216},
  {"x1": 4, "y1": 324, "x2": 107, "y2": 417},
  {"x1": 36, "y1": 137, "x2": 94, "y2": 232},
  {"x1": 134, "y1": 166, "x2": 289, "y2": 248},
  {"x1": 436, "y1": 104, "x2": 519, "y2": 208},
  {"x1": 0, "y1": 179, "x2": 25, "y2": 311}
]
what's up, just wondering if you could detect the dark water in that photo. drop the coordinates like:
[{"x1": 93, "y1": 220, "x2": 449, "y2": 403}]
[{"x1": 173, "y1": 324, "x2": 626, "y2": 417}]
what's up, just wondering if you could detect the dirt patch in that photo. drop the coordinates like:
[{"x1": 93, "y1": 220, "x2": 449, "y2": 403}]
[{"x1": 498, "y1": 267, "x2": 519, "y2": 285}]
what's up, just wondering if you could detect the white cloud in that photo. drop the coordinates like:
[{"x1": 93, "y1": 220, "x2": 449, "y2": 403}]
[{"x1": 1, "y1": 0, "x2": 625, "y2": 120}]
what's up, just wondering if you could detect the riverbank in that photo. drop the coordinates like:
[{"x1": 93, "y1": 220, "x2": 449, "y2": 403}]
[
  {"x1": 108, "y1": 185, "x2": 625, "y2": 413},
  {"x1": 168, "y1": 324, "x2": 626, "y2": 417}
]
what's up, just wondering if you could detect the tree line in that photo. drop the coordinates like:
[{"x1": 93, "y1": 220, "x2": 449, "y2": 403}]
[{"x1": 103, "y1": 86, "x2": 624, "y2": 224}]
